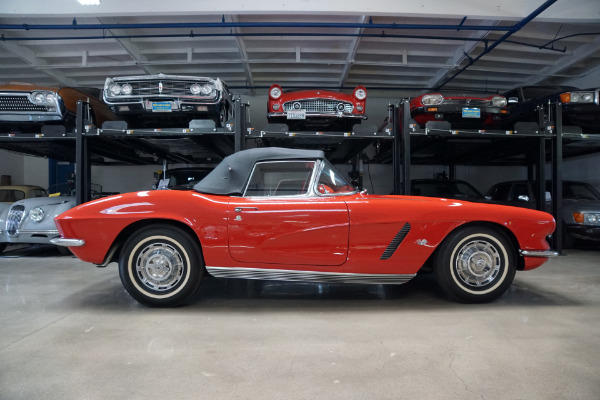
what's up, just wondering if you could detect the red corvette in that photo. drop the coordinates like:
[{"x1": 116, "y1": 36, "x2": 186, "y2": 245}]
[
  {"x1": 409, "y1": 92, "x2": 509, "y2": 130},
  {"x1": 52, "y1": 147, "x2": 557, "y2": 307},
  {"x1": 267, "y1": 85, "x2": 367, "y2": 131}
]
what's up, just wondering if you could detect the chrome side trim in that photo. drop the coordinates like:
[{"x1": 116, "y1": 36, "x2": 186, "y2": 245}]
[
  {"x1": 206, "y1": 266, "x2": 415, "y2": 285},
  {"x1": 519, "y1": 249, "x2": 559, "y2": 258},
  {"x1": 50, "y1": 238, "x2": 85, "y2": 247}
]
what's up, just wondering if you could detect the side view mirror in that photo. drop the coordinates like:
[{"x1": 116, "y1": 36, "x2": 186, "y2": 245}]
[
  {"x1": 517, "y1": 195, "x2": 530, "y2": 202},
  {"x1": 508, "y1": 97, "x2": 519, "y2": 104}
]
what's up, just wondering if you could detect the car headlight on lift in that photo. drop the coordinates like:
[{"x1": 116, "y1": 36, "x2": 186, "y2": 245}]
[
  {"x1": 491, "y1": 96, "x2": 507, "y2": 107},
  {"x1": 573, "y1": 212, "x2": 600, "y2": 225},
  {"x1": 29, "y1": 207, "x2": 45, "y2": 222},
  {"x1": 421, "y1": 94, "x2": 444, "y2": 106},
  {"x1": 560, "y1": 92, "x2": 595, "y2": 104}
]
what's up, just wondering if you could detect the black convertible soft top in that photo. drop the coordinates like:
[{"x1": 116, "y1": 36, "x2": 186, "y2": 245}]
[{"x1": 193, "y1": 147, "x2": 325, "y2": 195}]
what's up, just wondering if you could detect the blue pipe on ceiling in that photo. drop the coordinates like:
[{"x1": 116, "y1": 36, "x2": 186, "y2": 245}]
[{"x1": 0, "y1": 19, "x2": 517, "y2": 32}]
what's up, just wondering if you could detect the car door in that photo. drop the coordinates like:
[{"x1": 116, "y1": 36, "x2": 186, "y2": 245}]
[{"x1": 227, "y1": 160, "x2": 350, "y2": 266}]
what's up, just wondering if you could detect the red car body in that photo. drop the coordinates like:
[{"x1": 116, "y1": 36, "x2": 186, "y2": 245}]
[
  {"x1": 267, "y1": 85, "x2": 367, "y2": 131},
  {"x1": 53, "y1": 147, "x2": 556, "y2": 307},
  {"x1": 409, "y1": 92, "x2": 509, "y2": 130}
]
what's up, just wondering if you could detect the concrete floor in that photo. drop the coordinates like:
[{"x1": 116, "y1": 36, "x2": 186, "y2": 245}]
[{"x1": 1, "y1": 244, "x2": 599, "y2": 400}]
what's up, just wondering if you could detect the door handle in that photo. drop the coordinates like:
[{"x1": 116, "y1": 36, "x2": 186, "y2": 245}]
[{"x1": 234, "y1": 207, "x2": 259, "y2": 212}]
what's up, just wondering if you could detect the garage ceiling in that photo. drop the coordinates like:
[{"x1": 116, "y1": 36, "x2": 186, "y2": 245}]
[{"x1": 1, "y1": 0, "x2": 599, "y2": 97}]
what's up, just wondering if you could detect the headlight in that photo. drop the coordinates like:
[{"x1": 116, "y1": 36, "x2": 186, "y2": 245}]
[
  {"x1": 109, "y1": 84, "x2": 122, "y2": 96},
  {"x1": 29, "y1": 207, "x2": 45, "y2": 222},
  {"x1": 492, "y1": 96, "x2": 507, "y2": 107},
  {"x1": 269, "y1": 86, "x2": 282, "y2": 99},
  {"x1": 121, "y1": 83, "x2": 133, "y2": 95},
  {"x1": 354, "y1": 87, "x2": 367, "y2": 100},
  {"x1": 573, "y1": 212, "x2": 600, "y2": 225},
  {"x1": 31, "y1": 91, "x2": 56, "y2": 104},
  {"x1": 421, "y1": 94, "x2": 444, "y2": 105},
  {"x1": 190, "y1": 83, "x2": 202, "y2": 95},
  {"x1": 560, "y1": 92, "x2": 595, "y2": 104},
  {"x1": 200, "y1": 84, "x2": 215, "y2": 96}
]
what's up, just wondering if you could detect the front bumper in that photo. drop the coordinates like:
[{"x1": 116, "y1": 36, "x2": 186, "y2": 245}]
[
  {"x1": 268, "y1": 112, "x2": 367, "y2": 120},
  {"x1": 1, "y1": 229, "x2": 61, "y2": 245},
  {"x1": 50, "y1": 237, "x2": 85, "y2": 247},
  {"x1": 566, "y1": 224, "x2": 600, "y2": 241},
  {"x1": 519, "y1": 249, "x2": 559, "y2": 258}
]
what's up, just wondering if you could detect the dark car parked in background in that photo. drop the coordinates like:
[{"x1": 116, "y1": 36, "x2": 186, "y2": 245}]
[
  {"x1": 500, "y1": 86, "x2": 600, "y2": 134},
  {"x1": 411, "y1": 179, "x2": 486, "y2": 202},
  {"x1": 485, "y1": 180, "x2": 600, "y2": 247}
]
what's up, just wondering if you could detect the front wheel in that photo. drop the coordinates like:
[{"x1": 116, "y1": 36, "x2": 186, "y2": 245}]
[
  {"x1": 119, "y1": 224, "x2": 203, "y2": 307},
  {"x1": 434, "y1": 226, "x2": 516, "y2": 303}
]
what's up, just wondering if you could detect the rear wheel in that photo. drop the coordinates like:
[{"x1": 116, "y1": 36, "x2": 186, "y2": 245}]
[
  {"x1": 118, "y1": 224, "x2": 203, "y2": 307},
  {"x1": 434, "y1": 226, "x2": 516, "y2": 303}
]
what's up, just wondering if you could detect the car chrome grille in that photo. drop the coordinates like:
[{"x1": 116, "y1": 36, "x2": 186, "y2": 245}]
[
  {"x1": 120, "y1": 80, "x2": 209, "y2": 97},
  {"x1": 0, "y1": 95, "x2": 48, "y2": 112},
  {"x1": 442, "y1": 99, "x2": 491, "y2": 106},
  {"x1": 6, "y1": 205, "x2": 25, "y2": 236},
  {"x1": 283, "y1": 99, "x2": 354, "y2": 113}
]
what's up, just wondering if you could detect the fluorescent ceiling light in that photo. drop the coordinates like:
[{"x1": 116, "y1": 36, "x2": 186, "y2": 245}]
[{"x1": 77, "y1": 0, "x2": 101, "y2": 5}]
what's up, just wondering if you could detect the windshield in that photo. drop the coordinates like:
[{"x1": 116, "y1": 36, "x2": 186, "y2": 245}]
[
  {"x1": 316, "y1": 160, "x2": 357, "y2": 195},
  {"x1": 563, "y1": 182, "x2": 600, "y2": 200}
]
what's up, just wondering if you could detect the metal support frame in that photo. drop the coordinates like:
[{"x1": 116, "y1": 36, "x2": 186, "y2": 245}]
[
  {"x1": 75, "y1": 101, "x2": 90, "y2": 205},
  {"x1": 552, "y1": 103, "x2": 563, "y2": 252},
  {"x1": 234, "y1": 98, "x2": 247, "y2": 153}
]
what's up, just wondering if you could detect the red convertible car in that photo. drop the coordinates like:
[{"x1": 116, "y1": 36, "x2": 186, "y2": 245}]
[
  {"x1": 52, "y1": 147, "x2": 557, "y2": 307},
  {"x1": 409, "y1": 92, "x2": 508, "y2": 130},
  {"x1": 267, "y1": 85, "x2": 367, "y2": 131}
]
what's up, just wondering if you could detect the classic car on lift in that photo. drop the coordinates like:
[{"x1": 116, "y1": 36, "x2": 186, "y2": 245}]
[
  {"x1": 485, "y1": 180, "x2": 600, "y2": 247},
  {"x1": 267, "y1": 85, "x2": 368, "y2": 131},
  {"x1": 0, "y1": 82, "x2": 116, "y2": 134},
  {"x1": 408, "y1": 92, "x2": 508, "y2": 130},
  {"x1": 103, "y1": 74, "x2": 235, "y2": 129},
  {"x1": 500, "y1": 86, "x2": 600, "y2": 134},
  {"x1": 52, "y1": 147, "x2": 557, "y2": 307}
]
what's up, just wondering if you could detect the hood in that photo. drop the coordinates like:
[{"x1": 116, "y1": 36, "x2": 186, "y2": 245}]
[{"x1": 11, "y1": 196, "x2": 76, "y2": 208}]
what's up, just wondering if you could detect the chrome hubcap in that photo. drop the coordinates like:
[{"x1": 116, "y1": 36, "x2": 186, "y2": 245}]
[
  {"x1": 455, "y1": 240, "x2": 501, "y2": 287},
  {"x1": 136, "y1": 243, "x2": 184, "y2": 291}
]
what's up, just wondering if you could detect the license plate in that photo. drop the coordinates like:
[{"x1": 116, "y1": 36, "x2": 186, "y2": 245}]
[
  {"x1": 287, "y1": 110, "x2": 306, "y2": 120},
  {"x1": 462, "y1": 107, "x2": 481, "y2": 118},
  {"x1": 152, "y1": 102, "x2": 172, "y2": 112}
]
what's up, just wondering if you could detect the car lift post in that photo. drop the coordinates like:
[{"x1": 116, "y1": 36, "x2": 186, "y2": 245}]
[
  {"x1": 75, "y1": 100, "x2": 91, "y2": 205},
  {"x1": 393, "y1": 101, "x2": 411, "y2": 195},
  {"x1": 234, "y1": 98, "x2": 247, "y2": 153},
  {"x1": 552, "y1": 103, "x2": 563, "y2": 253}
]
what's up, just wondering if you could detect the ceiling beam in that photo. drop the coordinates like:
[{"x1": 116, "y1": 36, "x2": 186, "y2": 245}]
[
  {"x1": 96, "y1": 17, "x2": 159, "y2": 75},
  {"x1": 522, "y1": 34, "x2": 600, "y2": 86},
  {"x1": 0, "y1": 40, "x2": 78, "y2": 86},
  {"x1": 338, "y1": 15, "x2": 368, "y2": 87}
]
